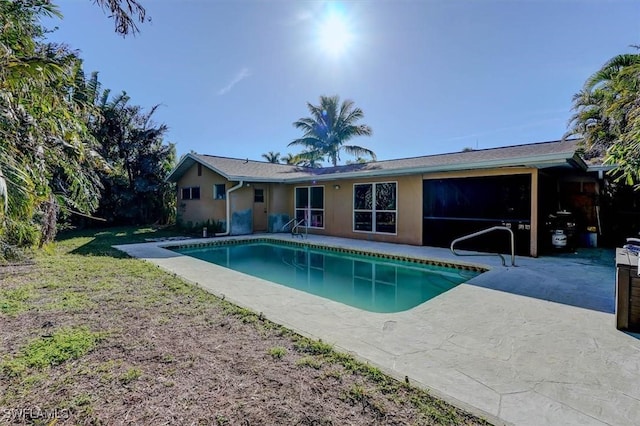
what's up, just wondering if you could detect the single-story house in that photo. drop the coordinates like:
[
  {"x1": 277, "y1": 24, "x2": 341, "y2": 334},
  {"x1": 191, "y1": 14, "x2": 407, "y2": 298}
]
[{"x1": 166, "y1": 139, "x2": 606, "y2": 257}]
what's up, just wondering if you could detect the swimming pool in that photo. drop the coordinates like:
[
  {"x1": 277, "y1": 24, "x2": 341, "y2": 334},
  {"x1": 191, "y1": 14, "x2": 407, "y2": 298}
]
[{"x1": 172, "y1": 240, "x2": 482, "y2": 313}]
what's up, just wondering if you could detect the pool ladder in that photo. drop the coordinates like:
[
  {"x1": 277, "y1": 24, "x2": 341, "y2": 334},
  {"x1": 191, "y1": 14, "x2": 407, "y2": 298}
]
[
  {"x1": 282, "y1": 218, "x2": 307, "y2": 239},
  {"x1": 450, "y1": 226, "x2": 516, "y2": 267}
]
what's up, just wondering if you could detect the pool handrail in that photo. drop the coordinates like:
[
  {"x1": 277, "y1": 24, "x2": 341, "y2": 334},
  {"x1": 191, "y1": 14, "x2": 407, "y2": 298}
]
[
  {"x1": 450, "y1": 226, "x2": 516, "y2": 267},
  {"x1": 282, "y1": 218, "x2": 297, "y2": 231},
  {"x1": 281, "y1": 218, "x2": 307, "y2": 238},
  {"x1": 291, "y1": 219, "x2": 307, "y2": 239}
]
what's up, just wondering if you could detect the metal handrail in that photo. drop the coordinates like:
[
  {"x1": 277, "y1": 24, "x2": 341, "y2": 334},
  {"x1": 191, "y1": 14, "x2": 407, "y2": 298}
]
[
  {"x1": 450, "y1": 226, "x2": 516, "y2": 267},
  {"x1": 291, "y1": 219, "x2": 307, "y2": 239},
  {"x1": 282, "y1": 218, "x2": 297, "y2": 231}
]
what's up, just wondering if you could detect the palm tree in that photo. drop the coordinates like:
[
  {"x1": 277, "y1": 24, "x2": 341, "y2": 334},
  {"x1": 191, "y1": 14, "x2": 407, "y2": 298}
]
[
  {"x1": 566, "y1": 49, "x2": 640, "y2": 185},
  {"x1": 296, "y1": 150, "x2": 324, "y2": 168},
  {"x1": 93, "y1": 90, "x2": 175, "y2": 225},
  {"x1": 289, "y1": 95, "x2": 375, "y2": 166},
  {"x1": 0, "y1": 1, "x2": 107, "y2": 246},
  {"x1": 282, "y1": 153, "x2": 301, "y2": 165},
  {"x1": 261, "y1": 151, "x2": 281, "y2": 163},
  {"x1": 92, "y1": 0, "x2": 147, "y2": 35}
]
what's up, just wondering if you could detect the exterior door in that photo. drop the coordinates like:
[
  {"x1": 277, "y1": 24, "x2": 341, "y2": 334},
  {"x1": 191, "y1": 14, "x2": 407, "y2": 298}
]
[{"x1": 253, "y1": 186, "x2": 268, "y2": 232}]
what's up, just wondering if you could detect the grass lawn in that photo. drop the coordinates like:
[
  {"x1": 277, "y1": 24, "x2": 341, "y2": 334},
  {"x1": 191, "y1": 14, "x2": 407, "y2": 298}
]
[{"x1": 0, "y1": 226, "x2": 491, "y2": 425}]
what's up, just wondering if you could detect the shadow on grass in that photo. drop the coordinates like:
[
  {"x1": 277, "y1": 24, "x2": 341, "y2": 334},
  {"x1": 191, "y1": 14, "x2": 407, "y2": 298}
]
[{"x1": 57, "y1": 226, "x2": 193, "y2": 258}]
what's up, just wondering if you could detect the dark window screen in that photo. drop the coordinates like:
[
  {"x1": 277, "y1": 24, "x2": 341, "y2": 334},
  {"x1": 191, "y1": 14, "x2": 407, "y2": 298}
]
[{"x1": 423, "y1": 174, "x2": 531, "y2": 221}]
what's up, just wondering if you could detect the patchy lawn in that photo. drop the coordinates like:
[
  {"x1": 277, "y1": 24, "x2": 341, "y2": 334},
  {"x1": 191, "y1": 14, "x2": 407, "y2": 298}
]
[{"x1": 0, "y1": 227, "x2": 491, "y2": 425}]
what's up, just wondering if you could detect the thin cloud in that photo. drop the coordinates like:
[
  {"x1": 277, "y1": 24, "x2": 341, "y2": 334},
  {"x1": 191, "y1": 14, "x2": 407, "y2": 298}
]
[{"x1": 218, "y1": 67, "x2": 251, "y2": 95}]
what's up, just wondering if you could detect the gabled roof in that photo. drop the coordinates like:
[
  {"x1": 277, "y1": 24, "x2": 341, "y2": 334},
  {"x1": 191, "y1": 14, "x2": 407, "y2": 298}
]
[{"x1": 166, "y1": 139, "x2": 585, "y2": 183}]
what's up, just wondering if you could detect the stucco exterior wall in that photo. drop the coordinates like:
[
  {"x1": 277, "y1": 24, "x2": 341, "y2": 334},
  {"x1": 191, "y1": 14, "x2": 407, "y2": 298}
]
[
  {"x1": 176, "y1": 164, "x2": 228, "y2": 226},
  {"x1": 269, "y1": 183, "x2": 291, "y2": 214},
  {"x1": 175, "y1": 160, "x2": 540, "y2": 255},
  {"x1": 268, "y1": 183, "x2": 293, "y2": 232},
  {"x1": 291, "y1": 175, "x2": 424, "y2": 246},
  {"x1": 177, "y1": 164, "x2": 294, "y2": 233}
]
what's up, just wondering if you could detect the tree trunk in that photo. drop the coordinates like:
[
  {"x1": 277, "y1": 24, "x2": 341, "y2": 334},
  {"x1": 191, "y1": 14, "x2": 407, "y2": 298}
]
[{"x1": 39, "y1": 194, "x2": 59, "y2": 247}]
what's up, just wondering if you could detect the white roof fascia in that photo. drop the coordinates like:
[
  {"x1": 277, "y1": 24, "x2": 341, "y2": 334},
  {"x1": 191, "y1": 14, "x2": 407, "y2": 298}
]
[
  {"x1": 165, "y1": 153, "x2": 196, "y2": 182},
  {"x1": 586, "y1": 164, "x2": 616, "y2": 172},
  {"x1": 166, "y1": 153, "x2": 234, "y2": 182}
]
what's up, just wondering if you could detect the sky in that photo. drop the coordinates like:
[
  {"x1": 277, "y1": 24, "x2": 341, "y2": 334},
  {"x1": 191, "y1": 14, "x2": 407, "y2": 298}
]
[{"x1": 46, "y1": 0, "x2": 640, "y2": 164}]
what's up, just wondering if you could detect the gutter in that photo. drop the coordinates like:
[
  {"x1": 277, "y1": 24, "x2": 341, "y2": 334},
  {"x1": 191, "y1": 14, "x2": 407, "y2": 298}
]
[
  {"x1": 217, "y1": 180, "x2": 244, "y2": 236},
  {"x1": 587, "y1": 164, "x2": 616, "y2": 180},
  {"x1": 222, "y1": 151, "x2": 581, "y2": 184}
]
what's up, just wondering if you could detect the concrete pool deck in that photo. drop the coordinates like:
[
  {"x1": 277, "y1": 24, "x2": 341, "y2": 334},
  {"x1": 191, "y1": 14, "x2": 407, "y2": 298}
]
[{"x1": 115, "y1": 235, "x2": 640, "y2": 426}]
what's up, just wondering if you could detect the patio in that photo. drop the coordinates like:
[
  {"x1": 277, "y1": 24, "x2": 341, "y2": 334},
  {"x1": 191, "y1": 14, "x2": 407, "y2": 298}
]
[{"x1": 115, "y1": 235, "x2": 640, "y2": 426}]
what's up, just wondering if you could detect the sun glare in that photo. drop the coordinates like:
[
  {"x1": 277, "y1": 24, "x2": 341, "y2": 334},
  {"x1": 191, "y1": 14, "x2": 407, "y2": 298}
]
[{"x1": 317, "y1": 11, "x2": 353, "y2": 58}]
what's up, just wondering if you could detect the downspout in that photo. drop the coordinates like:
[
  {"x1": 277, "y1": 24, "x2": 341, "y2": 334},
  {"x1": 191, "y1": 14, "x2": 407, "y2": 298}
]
[{"x1": 217, "y1": 180, "x2": 244, "y2": 236}]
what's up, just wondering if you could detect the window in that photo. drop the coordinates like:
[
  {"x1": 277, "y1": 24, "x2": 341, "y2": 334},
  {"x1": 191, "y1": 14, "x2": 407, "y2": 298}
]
[
  {"x1": 353, "y1": 182, "x2": 397, "y2": 234},
  {"x1": 254, "y1": 188, "x2": 264, "y2": 203},
  {"x1": 197, "y1": 163, "x2": 202, "y2": 176},
  {"x1": 213, "y1": 184, "x2": 226, "y2": 200},
  {"x1": 181, "y1": 186, "x2": 200, "y2": 200},
  {"x1": 295, "y1": 186, "x2": 324, "y2": 228}
]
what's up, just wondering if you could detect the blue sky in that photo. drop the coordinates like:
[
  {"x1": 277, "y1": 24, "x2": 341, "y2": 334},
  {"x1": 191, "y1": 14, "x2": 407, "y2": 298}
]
[{"x1": 47, "y1": 1, "x2": 640, "y2": 163}]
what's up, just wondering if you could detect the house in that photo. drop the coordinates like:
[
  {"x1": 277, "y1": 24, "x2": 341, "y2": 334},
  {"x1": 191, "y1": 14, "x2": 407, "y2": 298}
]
[{"x1": 166, "y1": 139, "x2": 606, "y2": 257}]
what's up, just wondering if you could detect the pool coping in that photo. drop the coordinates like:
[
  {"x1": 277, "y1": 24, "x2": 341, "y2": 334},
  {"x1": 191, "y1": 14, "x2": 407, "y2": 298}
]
[
  {"x1": 115, "y1": 234, "x2": 640, "y2": 426},
  {"x1": 166, "y1": 236, "x2": 488, "y2": 270}
]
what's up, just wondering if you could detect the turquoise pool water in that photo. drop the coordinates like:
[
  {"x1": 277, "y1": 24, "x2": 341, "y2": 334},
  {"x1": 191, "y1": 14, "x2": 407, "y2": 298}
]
[{"x1": 173, "y1": 241, "x2": 480, "y2": 313}]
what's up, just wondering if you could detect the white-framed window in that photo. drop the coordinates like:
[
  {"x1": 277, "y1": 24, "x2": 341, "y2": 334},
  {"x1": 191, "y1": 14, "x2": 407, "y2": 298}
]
[
  {"x1": 353, "y1": 182, "x2": 397, "y2": 234},
  {"x1": 181, "y1": 186, "x2": 200, "y2": 200},
  {"x1": 295, "y1": 186, "x2": 324, "y2": 229},
  {"x1": 213, "y1": 184, "x2": 226, "y2": 200}
]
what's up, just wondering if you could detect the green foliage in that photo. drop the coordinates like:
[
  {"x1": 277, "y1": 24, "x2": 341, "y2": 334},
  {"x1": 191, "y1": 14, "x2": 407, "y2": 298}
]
[
  {"x1": 119, "y1": 367, "x2": 142, "y2": 384},
  {"x1": 215, "y1": 414, "x2": 230, "y2": 425},
  {"x1": 261, "y1": 151, "x2": 281, "y2": 163},
  {"x1": 0, "y1": 1, "x2": 175, "y2": 256},
  {"x1": 0, "y1": 1, "x2": 104, "y2": 248},
  {"x1": 93, "y1": 0, "x2": 147, "y2": 36},
  {"x1": 1, "y1": 327, "x2": 103, "y2": 377},
  {"x1": 295, "y1": 355, "x2": 323, "y2": 369},
  {"x1": 0, "y1": 285, "x2": 35, "y2": 315},
  {"x1": 0, "y1": 226, "x2": 488, "y2": 425},
  {"x1": 176, "y1": 219, "x2": 225, "y2": 235},
  {"x1": 267, "y1": 346, "x2": 287, "y2": 359},
  {"x1": 293, "y1": 338, "x2": 334, "y2": 356},
  {"x1": 91, "y1": 93, "x2": 176, "y2": 226},
  {"x1": 341, "y1": 384, "x2": 387, "y2": 418},
  {"x1": 290, "y1": 95, "x2": 375, "y2": 166},
  {"x1": 343, "y1": 383, "x2": 368, "y2": 404},
  {"x1": 2, "y1": 218, "x2": 40, "y2": 248},
  {"x1": 44, "y1": 290, "x2": 93, "y2": 311},
  {"x1": 567, "y1": 49, "x2": 640, "y2": 187}
]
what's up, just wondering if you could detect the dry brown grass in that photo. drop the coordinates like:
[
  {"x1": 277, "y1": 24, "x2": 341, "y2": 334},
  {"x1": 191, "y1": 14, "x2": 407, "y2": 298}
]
[{"x1": 0, "y1": 227, "x2": 491, "y2": 425}]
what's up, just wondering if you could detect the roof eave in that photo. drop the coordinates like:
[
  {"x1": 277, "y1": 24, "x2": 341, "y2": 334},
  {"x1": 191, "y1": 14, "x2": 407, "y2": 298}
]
[
  {"x1": 282, "y1": 151, "x2": 581, "y2": 182},
  {"x1": 165, "y1": 153, "x2": 196, "y2": 183},
  {"x1": 165, "y1": 153, "x2": 234, "y2": 183}
]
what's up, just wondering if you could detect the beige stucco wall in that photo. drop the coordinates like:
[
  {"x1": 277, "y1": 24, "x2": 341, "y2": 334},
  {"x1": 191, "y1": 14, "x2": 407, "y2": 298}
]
[
  {"x1": 176, "y1": 161, "x2": 540, "y2": 255},
  {"x1": 177, "y1": 164, "x2": 228, "y2": 226},
  {"x1": 269, "y1": 183, "x2": 291, "y2": 214},
  {"x1": 176, "y1": 163, "x2": 294, "y2": 232},
  {"x1": 290, "y1": 175, "x2": 424, "y2": 246}
]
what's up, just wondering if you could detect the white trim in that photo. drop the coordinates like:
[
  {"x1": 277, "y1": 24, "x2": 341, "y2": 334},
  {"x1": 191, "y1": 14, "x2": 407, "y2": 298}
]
[
  {"x1": 294, "y1": 185, "x2": 325, "y2": 230},
  {"x1": 352, "y1": 181, "x2": 398, "y2": 236}
]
